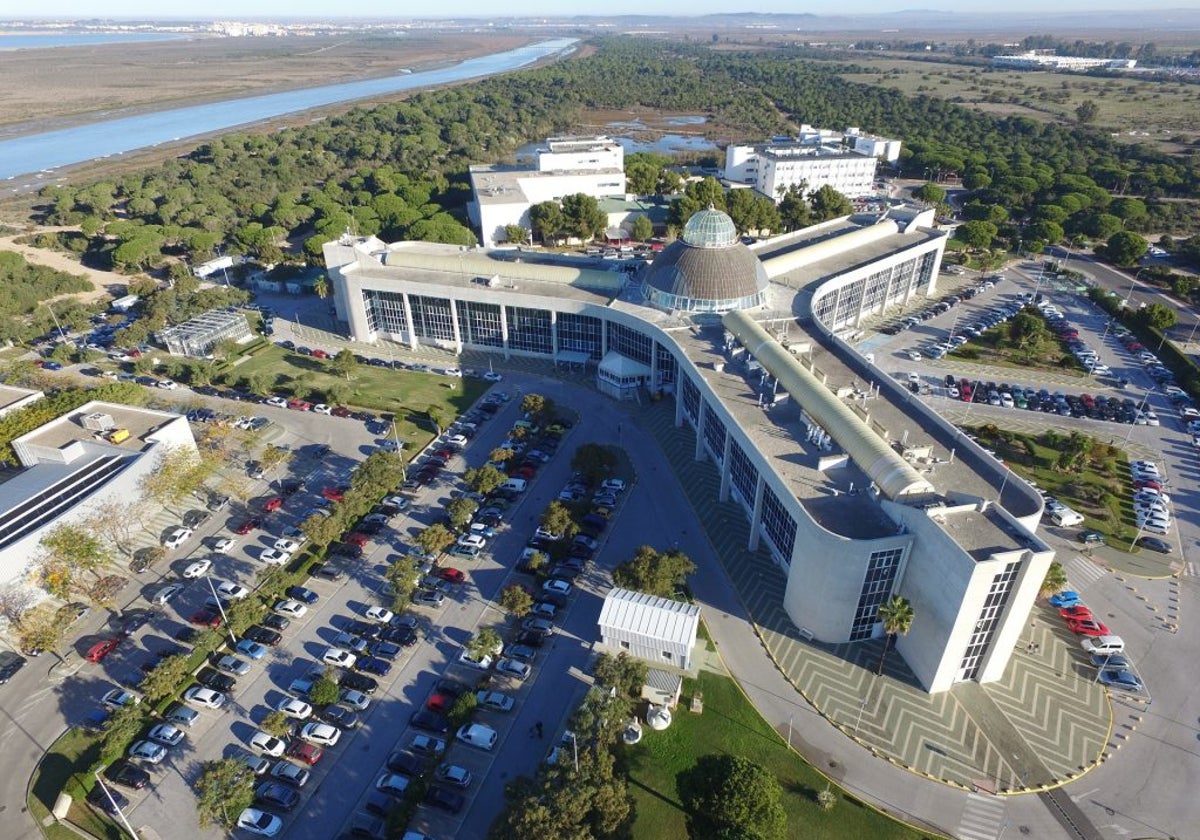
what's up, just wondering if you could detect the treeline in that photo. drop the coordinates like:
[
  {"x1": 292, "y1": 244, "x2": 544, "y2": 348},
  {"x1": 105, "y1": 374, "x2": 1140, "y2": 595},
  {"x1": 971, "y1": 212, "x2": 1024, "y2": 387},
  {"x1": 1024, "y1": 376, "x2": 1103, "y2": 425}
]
[{"x1": 32, "y1": 36, "x2": 1200, "y2": 270}]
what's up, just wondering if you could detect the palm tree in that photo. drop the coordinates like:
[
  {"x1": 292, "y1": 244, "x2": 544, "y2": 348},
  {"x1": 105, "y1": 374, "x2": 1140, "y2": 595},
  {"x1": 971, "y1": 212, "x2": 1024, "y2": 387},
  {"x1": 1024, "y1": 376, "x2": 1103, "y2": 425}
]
[
  {"x1": 876, "y1": 595, "x2": 914, "y2": 676},
  {"x1": 1039, "y1": 561, "x2": 1068, "y2": 599},
  {"x1": 313, "y1": 274, "x2": 329, "y2": 300}
]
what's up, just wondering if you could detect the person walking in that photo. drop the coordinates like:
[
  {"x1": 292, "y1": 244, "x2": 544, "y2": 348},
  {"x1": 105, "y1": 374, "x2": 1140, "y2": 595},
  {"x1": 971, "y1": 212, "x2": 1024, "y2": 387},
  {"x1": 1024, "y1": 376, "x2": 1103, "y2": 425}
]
[{"x1": 534, "y1": 721, "x2": 544, "y2": 738}]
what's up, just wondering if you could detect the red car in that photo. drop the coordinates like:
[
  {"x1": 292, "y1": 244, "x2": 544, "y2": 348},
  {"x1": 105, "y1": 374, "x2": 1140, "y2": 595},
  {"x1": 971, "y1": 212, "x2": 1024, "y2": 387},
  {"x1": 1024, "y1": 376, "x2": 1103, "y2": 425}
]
[
  {"x1": 235, "y1": 518, "x2": 262, "y2": 535},
  {"x1": 436, "y1": 567, "x2": 466, "y2": 584},
  {"x1": 1067, "y1": 618, "x2": 1110, "y2": 637},
  {"x1": 321, "y1": 487, "x2": 345, "y2": 503},
  {"x1": 85, "y1": 638, "x2": 121, "y2": 663},
  {"x1": 1059, "y1": 605, "x2": 1094, "y2": 621},
  {"x1": 287, "y1": 741, "x2": 324, "y2": 765},
  {"x1": 263, "y1": 497, "x2": 284, "y2": 513},
  {"x1": 287, "y1": 399, "x2": 313, "y2": 411},
  {"x1": 190, "y1": 609, "x2": 223, "y2": 628},
  {"x1": 432, "y1": 449, "x2": 454, "y2": 461},
  {"x1": 345, "y1": 532, "x2": 369, "y2": 548},
  {"x1": 426, "y1": 691, "x2": 454, "y2": 712},
  {"x1": 508, "y1": 465, "x2": 536, "y2": 479},
  {"x1": 1133, "y1": 480, "x2": 1162, "y2": 492},
  {"x1": 331, "y1": 406, "x2": 353, "y2": 418},
  {"x1": 310, "y1": 349, "x2": 330, "y2": 360}
]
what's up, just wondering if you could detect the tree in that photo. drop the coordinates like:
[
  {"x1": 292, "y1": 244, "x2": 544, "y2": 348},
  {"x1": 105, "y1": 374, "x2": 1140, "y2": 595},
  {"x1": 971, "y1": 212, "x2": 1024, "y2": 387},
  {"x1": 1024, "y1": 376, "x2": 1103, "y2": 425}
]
[
  {"x1": 1104, "y1": 231, "x2": 1149, "y2": 266},
  {"x1": 41, "y1": 523, "x2": 110, "y2": 581},
  {"x1": 330, "y1": 348, "x2": 358, "y2": 380},
  {"x1": 524, "y1": 550, "x2": 549, "y2": 574},
  {"x1": 465, "y1": 627, "x2": 503, "y2": 662},
  {"x1": 258, "y1": 444, "x2": 292, "y2": 473},
  {"x1": 139, "y1": 446, "x2": 206, "y2": 510},
  {"x1": 300, "y1": 512, "x2": 343, "y2": 547},
  {"x1": 309, "y1": 672, "x2": 340, "y2": 707},
  {"x1": 560, "y1": 193, "x2": 607, "y2": 242},
  {"x1": 809, "y1": 185, "x2": 853, "y2": 222},
  {"x1": 956, "y1": 220, "x2": 999, "y2": 250},
  {"x1": 464, "y1": 465, "x2": 506, "y2": 495},
  {"x1": 912, "y1": 182, "x2": 946, "y2": 204},
  {"x1": 529, "y1": 201, "x2": 564, "y2": 245},
  {"x1": 503, "y1": 224, "x2": 530, "y2": 245},
  {"x1": 1040, "y1": 560, "x2": 1069, "y2": 597},
  {"x1": 448, "y1": 691, "x2": 479, "y2": 728},
  {"x1": 876, "y1": 595, "x2": 914, "y2": 676},
  {"x1": 261, "y1": 710, "x2": 292, "y2": 739},
  {"x1": 195, "y1": 758, "x2": 255, "y2": 830},
  {"x1": 613, "y1": 545, "x2": 695, "y2": 599},
  {"x1": 139, "y1": 653, "x2": 193, "y2": 703},
  {"x1": 592, "y1": 651, "x2": 648, "y2": 699},
  {"x1": 1075, "y1": 99, "x2": 1100, "y2": 124},
  {"x1": 15, "y1": 604, "x2": 68, "y2": 658},
  {"x1": 488, "y1": 447, "x2": 514, "y2": 465},
  {"x1": 101, "y1": 704, "x2": 147, "y2": 764},
  {"x1": 426, "y1": 404, "x2": 450, "y2": 434},
  {"x1": 681, "y1": 754, "x2": 786, "y2": 840},
  {"x1": 312, "y1": 274, "x2": 329, "y2": 299},
  {"x1": 83, "y1": 501, "x2": 140, "y2": 556},
  {"x1": 777, "y1": 184, "x2": 812, "y2": 232},
  {"x1": 631, "y1": 214, "x2": 654, "y2": 242},
  {"x1": 0, "y1": 583, "x2": 37, "y2": 628},
  {"x1": 1008, "y1": 310, "x2": 1047, "y2": 349},
  {"x1": 571, "y1": 443, "x2": 616, "y2": 486},
  {"x1": 521, "y1": 393, "x2": 546, "y2": 418},
  {"x1": 1138, "y1": 302, "x2": 1177, "y2": 332},
  {"x1": 386, "y1": 556, "x2": 421, "y2": 610},
  {"x1": 414, "y1": 523, "x2": 456, "y2": 557},
  {"x1": 498, "y1": 584, "x2": 534, "y2": 618},
  {"x1": 540, "y1": 502, "x2": 578, "y2": 539},
  {"x1": 447, "y1": 497, "x2": 478, "y2": 531}
]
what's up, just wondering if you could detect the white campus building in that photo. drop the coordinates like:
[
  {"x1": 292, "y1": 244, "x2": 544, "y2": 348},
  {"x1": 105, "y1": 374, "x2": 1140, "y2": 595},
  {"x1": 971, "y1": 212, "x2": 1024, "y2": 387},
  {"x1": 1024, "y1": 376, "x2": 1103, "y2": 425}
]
[
  {"x1": 324, "y1": 203, "x2": 1054, "y2": 693},
  {"x1": 724, "y1": 127, "x2": 901, "y2": 202},
  {"x1": 992, "y1": 53, "x2": 1137, "y2": 71},
  {"x1": 598, "y1": 587, "x2": 701, "y2": 671},
  {"x1": 469, "y1": 135, "x2": 628, "y2": 248},
  {"x1": 0, "y1": 399, "x2": 198, "y2": 599}
]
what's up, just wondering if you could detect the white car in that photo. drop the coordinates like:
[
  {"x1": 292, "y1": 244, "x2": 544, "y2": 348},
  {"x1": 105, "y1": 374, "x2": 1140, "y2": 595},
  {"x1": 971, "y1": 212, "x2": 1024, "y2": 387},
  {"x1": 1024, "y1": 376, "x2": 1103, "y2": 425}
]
[
  {"x1": 542, "y1": 578, "x2": 572, "y2": 597},
  {"x1": 128, "y1": 740, "x2": 167, "y2": 764},
  {"x1": 495, "y1": 658, "x2": 531, "y2": 681},
  {"x1": 265, "y1": 396, "x2": 288, "y2": 408},
  {"x1": 156, "y1": 379, "x2": 179, "y2": 390},
  {"x1": 322, "y1": 648, "x2": 357, "y2": 668},
  {"x1": 434, "y1": 763, "x2": 473, "y2": 787},
  {"x1": 275, "y1": 698, "x2": 313, "y2": 720},
  {"x1": 475, "y1": 690, "x2": 515, "y2": 712},
  {"x1": 365, "y1": 606, "x2": 394, "y2": 623},
  {"x1": 102, "y1": 689, "x2": 141, "y2": 709},
  {"x1": 150, "y1": 583, "x2": 183, "y2": 605},
  {"x1": 312, "y1": 404, "x2": 333, "y2": 415},
  {"x1": 440, "y1": 368, "x2": 463, "y2": 377},
  {"x1": 455, "y1": 722, "x2": 498, "y2": 750},
  {"x1": 600, "y1": 478, "x2": 626, "y2": 493},
  {"x1": 382, "y1": 496, "x2": 409, "y2": 510},
  {"x1": 445, "y1": 434, "x2": 469, "y2": 448},
  {"x1": 273, "y1": 538, "x2": 302, "y2": 553},
  {"x1": 458, "y1": 648, "x2": 497, "y2": 671},
  {"x1": 216, "y1": 654, "x2": 251, "y2": 676},
  {"x1": 457, "y1": 534, "x2": 486, "y2": 550},
  {"x1": 237, "y1": 807, "x2": 282, "y2": 837},
  {"x1": 250, "y1": 730, "x2": 286, "y2": 757},
  {"x1": 260, "y1": 549, "x2": 290, "y2": 566},
  {"x1": 216, "y1": 581, "x2": 250, "y2": 600},
  {"x1": 483, "y1": 371, "x2": 503, "y2": 382},
  {"x1": 270, "y1": 761, "x2": 310, "y2": 787},
  {"x1": 339, "y1": 689, "x2": 370, "y2": 711},
  {"x1": 162, "y1": 527, "x2": 193, "y2": 550},
  {"x1": 213, "y1": 537, "x2": 236, "y2": 554},
  {"x1": 906, "y1": 351, "x2": 922, "y2": 361},
  {"x1": 300, "y1": 722, "x2": 340, "y2": 746},
  {"x1": 147, "y1": 723, "x2": 185, "y2": 747},
  {"x1": 273, "y1": 599, "x2": 308, "y2": 618},
  {"x1": 184, "y1": 686, "x2": 226, "y2": 710}
]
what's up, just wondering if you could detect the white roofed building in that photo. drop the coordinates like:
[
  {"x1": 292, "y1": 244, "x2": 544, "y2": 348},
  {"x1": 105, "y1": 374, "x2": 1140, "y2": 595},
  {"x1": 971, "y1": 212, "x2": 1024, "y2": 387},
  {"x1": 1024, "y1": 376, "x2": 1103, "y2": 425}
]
[{"x1": 598, "y1": 587, "x2": 701, "y2": 672}]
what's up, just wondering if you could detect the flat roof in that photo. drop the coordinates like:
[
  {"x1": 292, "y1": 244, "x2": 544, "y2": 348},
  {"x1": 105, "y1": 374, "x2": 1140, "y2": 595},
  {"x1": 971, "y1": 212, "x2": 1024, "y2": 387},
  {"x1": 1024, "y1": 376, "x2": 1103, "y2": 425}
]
[
  {"x1": 16, "y1": 402, "x2": 181, "y2": 457},
  {"x1": 470, "y1": 163, "x2": 626, "y2": 206},
  {"x1": 0, "y1": 385, "x2": 40, "y2": 412}
]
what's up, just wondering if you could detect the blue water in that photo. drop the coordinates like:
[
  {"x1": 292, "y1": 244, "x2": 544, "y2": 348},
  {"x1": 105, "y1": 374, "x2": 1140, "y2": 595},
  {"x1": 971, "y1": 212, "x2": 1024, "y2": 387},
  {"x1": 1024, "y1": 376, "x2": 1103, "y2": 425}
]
[
  {"x1": 0, "y1": 32, "x2": 183, "y2": 51},
  {"x1": 0, "y1": 38, "x2": 577, "y2": 181}
]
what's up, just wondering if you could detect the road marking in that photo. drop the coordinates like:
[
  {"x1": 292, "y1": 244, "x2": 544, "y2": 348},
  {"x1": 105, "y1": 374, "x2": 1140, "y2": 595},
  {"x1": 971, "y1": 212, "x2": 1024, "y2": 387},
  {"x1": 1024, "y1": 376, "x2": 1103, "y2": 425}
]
[
  {"x1": 1067, "y1": 555, "x2": 1107, "y2": 588},
  {"x1": 957, "y1": 792, "x2": 1006, "y2": 840}
]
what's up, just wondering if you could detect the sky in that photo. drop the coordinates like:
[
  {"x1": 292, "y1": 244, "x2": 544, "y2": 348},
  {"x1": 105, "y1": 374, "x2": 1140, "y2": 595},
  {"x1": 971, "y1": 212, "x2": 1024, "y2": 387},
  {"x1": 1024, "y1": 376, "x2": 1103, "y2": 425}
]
[{"x1": 14, "y1": 1, "x2": 1200, "y2": 18}]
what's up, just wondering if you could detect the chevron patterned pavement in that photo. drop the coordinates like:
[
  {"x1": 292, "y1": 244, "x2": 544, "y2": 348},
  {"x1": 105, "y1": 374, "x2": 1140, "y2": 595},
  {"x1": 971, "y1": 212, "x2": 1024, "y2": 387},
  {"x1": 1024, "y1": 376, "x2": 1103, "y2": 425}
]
[{"x1": 630, "y1": 399, "x2": 1111, "y2": 793}]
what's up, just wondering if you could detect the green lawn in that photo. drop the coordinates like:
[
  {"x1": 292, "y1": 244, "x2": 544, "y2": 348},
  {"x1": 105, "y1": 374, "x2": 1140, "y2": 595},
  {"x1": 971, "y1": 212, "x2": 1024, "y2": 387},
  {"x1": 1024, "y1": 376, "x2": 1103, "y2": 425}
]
[
  {"x1": 226, "y1": 345, "x2": 491, "y2": 453},
  {"x1": 622, "y1": 671, "x2": 935, "y2": 840},
  {"x1": 29, "y1": 727, "x2": 122, "y2": 840}
]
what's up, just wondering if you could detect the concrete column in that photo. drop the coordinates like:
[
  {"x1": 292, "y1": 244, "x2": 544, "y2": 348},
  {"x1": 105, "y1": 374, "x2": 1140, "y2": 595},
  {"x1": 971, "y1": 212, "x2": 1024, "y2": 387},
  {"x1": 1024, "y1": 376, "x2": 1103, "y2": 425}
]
[
  {"x1": 694, "y1": 401, "x2": 707, "y2": 462},
  {"x1": 748, "y1": 474, "x2": 764, "y2": 551},
  {"x1": 550, "y1": 310, "x2": 559, "y2": 358},
  {"x1": 718, "y1": 433, "x2": 733, "y2": 502},
  {"x1": 674, "y1": 380, "x2": 685, "y2": 427},
  {"x1": 345, "y1": 280, "x2": 372, "y2": 342},
  {"x1": 448, "y1": 298, "x2": 463, "y2": 354},
  {"x1": 401, "y1": 293, "x2": 417, "y2": 350},
  {"x1": 601, "y1": 319, "x2": 608, "y2": 357},
  {"x1": 650, "y1": 339, "x2": 659, "y2": 389},
  {"x1": 499, "y1": 303, "x2": 510, "y2": 360}
]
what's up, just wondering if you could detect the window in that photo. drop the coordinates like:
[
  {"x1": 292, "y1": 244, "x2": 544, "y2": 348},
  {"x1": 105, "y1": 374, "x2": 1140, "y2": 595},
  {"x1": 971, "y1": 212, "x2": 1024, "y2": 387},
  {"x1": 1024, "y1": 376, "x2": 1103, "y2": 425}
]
[
  {"x1": 680, "y1": 376, "x2": 700, "y2": 424},
  {"x1": 702, "y1": 402, "x2": 727, "y2": 465},
  {"x1": 728, "y1": 437, "x2": 758, "y2": 509},
  {"x1": 957, "y1": 561, "x2": 1021, "y2": 681},
  {"x1": 409, "y1": 295, "x2": 455, "y2": 343},
  {"x1": 456, "y1": 301, "x2": 503, "y2": 348},
  {"x1": 661, "y1": 651, "x2": 672, "y2": 660},
  {"x1": 557, "y1": 312, "x2": 603, "y2": 360},
  {"x1": 505, "y1": 306, "x2": 552, "y2": 355},
  {"x1": 619, "y1": 640, "x2": 630, "y2": 650},
  {"x1": 607, "y1": 322, "x2": 653, "y2": 366},
  {"x1": 361, "y1": 288, "x2": 406, "y2": 336},
  {"x1": 849, "y1": 548, "x2": 905, "y2": 641},
  {"x1": 759, "y1": 484, "x2": 797, "y2": 563}
]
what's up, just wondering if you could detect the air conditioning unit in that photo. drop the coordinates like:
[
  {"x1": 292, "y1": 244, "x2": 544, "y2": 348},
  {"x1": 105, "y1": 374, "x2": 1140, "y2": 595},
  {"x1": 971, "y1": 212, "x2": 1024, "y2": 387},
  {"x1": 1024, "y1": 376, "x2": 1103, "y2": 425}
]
[{"x1": 82, "y1": 413, "x2": 116, "y2": 432}]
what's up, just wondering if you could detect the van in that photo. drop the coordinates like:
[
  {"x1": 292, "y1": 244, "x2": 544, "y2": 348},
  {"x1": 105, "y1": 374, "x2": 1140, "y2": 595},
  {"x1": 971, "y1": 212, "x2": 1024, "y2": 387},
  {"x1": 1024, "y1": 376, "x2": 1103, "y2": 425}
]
[
  {"x1": 456, "y1": 722, "x2": 498, "y2": 751},
  {"x1": 500, "y1": 478, "x2": 527, "y2": 493},
  {"x1": 1081, "y1": 635, "x2": 1124, "y2": 656},
  {"x1": 1048, "y1": 508, "x2": 1084, "y2": 527}
]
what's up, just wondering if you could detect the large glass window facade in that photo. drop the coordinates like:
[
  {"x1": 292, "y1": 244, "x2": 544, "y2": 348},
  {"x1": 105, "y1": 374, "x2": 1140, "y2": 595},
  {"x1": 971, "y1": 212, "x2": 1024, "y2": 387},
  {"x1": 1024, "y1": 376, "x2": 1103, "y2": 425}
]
[
  {"x1": 607, "y1": 322, "x2": 653, "y2": 366},
  {"x1": 727, "y1": 437, "x2": 758, "y2": 508},
  {"x1": 759, "y1": 484, "x2": 797, "y2": 563},
  {"x1": 557, "y1": 312, "x2": 604, "y2": 360},
  {"x1": 957, "y1": 561, "x2": 1021, "y2": 681},
  {"x1": 701, "y1": 402, "x2": 727, "y2": 465},
  {"x1": 409, "y1": 295, "x2": 455, "y2": 343},
  {"x1": 849, "y1": 548, "x2": 905, "y2": 641},
  {"x1": 655, "y1": 344, "x2": 678, "y2": 385},
  {"x1": 680, "y1": 376, "x2": 700, "y2": 424},
  {"x1": 456, "y1": 301, "x2": 504, "y2": 348},
  {"x1": 505, "y1": 306, "x2": 552, "y2": 355},
  {"x1": 362, "y1": 289, "x2": 406, "y2": 336}
]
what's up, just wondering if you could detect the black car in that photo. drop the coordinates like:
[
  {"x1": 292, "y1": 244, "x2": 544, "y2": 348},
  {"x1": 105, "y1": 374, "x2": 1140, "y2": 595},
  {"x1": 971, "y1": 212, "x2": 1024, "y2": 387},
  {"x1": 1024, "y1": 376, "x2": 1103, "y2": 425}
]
[
  {"x1": 363, "y1": 791, "x2": 395, "y2": 818},
  {"x1": 1136, "y1": 536, "x2": 1172, "y2": 554},
  {"x1": 205, "y1": 493, "x2": 231, "y2": 512},
  {"x1": 410, "y1": 709, "x2": 450, "y2": 733},
  {"x1": 433, "y1": 678, "x2": 469, "y2": 700},
  {"x1": 309, "y1": 562, "x2": 345, "y2": 582},
  {"x1": 386, "y1": 750, "x2": 426, "y2": 777},
  {"x1": 244, "y1": 626, "x2": 283, "y2": 646},
  {"x1": 119, "y1": 609, "x2": 155, "y2": 636},
  {"x1": 515, "y1": 630, "x2": 545, "y2": 648},
  {"x1": 343, "y1": 619, "x2": 383, "y2": 640},
  {"x1": 255, "y1": 781, "x2": 300, "y2": 811},
  {"x1": 333, "y1": 543, "x2": 364, "y2": 559},
  {"x1": 356, "y1": 656, "x2": 392, "y2": 677},
  {"x1": 368, "y1": 640, "x2": 403, "y2": 660},
  {"x1": 196, "y1": 668, "x2": 236, "y2": 693},
  {"x1": 380, "y1": 626, "x2": 417, "y2": 647},
  {"x1": 339, "y1": 672, "x2": 379, "y2": 695},
  {"x1": 261, "y1": 613, "x2": 291, "y2": 632},
  {"x1": 346, "y1": 812, "x2": 387, "y2": 839},
  {"x1": 317, "y1": 704, "x2": 361, "y2": 729},
  {"x1": 0, "y1": 650, "x2": 28, "y2": 684},
  {"x1": 424, "y1": 784, "x2": 465, "y2": 813},
  {"x1": 183, "y1": 510, "x2": 212, "y2": 528},
  {"x1": 105, "y1": 761, "x2": 150, "y2": 790},
  {"x1": 86, "y1": 783, "x2": 129, "y2": 815}
]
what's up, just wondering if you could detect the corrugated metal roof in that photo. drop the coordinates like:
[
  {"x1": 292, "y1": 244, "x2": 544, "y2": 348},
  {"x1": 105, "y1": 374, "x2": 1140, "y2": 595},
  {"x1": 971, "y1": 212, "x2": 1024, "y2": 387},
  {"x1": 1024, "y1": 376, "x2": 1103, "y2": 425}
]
[{"x1": 598, "y1": 588, "x2": 700, "y2": 648}]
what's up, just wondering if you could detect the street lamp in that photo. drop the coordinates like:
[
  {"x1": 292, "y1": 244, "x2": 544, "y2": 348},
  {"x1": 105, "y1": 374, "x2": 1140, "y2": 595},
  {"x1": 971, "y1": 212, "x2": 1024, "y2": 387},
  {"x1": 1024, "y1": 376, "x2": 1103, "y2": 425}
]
[
  {"x1": 42, "y1": 300, "x2": 66, "y2": 340},
  {"x1": 204, "y1": 575, "x2": 238, "y2": 648},
  {"x1": 94, "y1": 770, "x2": 139, "y2": 839}
]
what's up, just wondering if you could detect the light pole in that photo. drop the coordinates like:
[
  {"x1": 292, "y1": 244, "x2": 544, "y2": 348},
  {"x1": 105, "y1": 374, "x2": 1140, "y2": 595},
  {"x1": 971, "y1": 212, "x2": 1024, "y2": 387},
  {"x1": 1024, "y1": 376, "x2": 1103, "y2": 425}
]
[
  {"x1": 204, "y1": 575, "x2": 238, "y2": 647},
  {"x1": 569, "y1": 730, "x2": 579, "y2": 773},
  {"x1": 94, "y1": 770, "x2": 139, "y2": 839},
  {"x1": 42, "y1": 300, "x2": 66, "y2": 339}
]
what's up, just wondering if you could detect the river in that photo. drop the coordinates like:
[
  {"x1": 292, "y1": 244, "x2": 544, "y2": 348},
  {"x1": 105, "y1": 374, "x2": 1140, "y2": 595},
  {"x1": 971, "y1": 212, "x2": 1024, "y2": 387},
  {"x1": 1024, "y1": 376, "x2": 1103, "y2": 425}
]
[{"x1": 0, "y1": 37, "x2": 576, "y2": 182}]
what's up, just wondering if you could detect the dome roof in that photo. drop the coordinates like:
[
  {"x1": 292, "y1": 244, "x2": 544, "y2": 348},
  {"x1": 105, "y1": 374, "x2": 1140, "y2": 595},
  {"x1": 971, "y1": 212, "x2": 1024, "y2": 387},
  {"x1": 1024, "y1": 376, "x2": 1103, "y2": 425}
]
[{"x1": 642, "y1": 209, "x2": 768, "y2": 313}]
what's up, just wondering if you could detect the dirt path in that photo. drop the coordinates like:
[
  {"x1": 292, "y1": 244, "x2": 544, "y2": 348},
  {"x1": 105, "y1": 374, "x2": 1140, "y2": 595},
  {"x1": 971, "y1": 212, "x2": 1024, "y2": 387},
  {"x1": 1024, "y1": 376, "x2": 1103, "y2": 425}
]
[{"x1": 0, "y1": 227, "x2": 124, "y2": 303}]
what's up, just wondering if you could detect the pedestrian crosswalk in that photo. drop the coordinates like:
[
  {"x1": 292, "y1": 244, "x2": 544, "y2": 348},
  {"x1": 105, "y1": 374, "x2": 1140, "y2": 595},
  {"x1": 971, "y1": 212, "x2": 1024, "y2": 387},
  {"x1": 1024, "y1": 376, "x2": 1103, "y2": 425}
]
[
  {"x1": 1067, "y1": 555, "x2": 1108, "y2": 589},
  {"x1": 957, "y1": 792, "x2": 1007, "y2": 840}
]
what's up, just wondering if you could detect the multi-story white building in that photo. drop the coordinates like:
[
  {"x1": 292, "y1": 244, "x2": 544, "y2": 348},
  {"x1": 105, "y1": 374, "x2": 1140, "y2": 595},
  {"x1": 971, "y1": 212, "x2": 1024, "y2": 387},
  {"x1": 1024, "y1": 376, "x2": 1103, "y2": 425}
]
[
  {"x1": 324, "y1": 204, "x2": 1052, "y2": 693},
  {"x1": 469, "y1": 135, "x2": 628, "y2": 248},
  {"x1": 0, "y1": 400, "x2": 198, "y2": 598},
  {"x1": 992, "y1": 53, "x2": 1137, "y2": 71},
  {"x1": 724, "y1": 127, "x2": 900, "y2": 203}
]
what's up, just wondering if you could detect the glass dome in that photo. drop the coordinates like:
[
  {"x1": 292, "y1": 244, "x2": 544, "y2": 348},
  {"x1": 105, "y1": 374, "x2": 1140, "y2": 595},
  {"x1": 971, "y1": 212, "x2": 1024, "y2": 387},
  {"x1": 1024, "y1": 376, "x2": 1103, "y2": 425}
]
[{"x1": 682, "y1": 209, "x2": 738, "y2": 249}]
